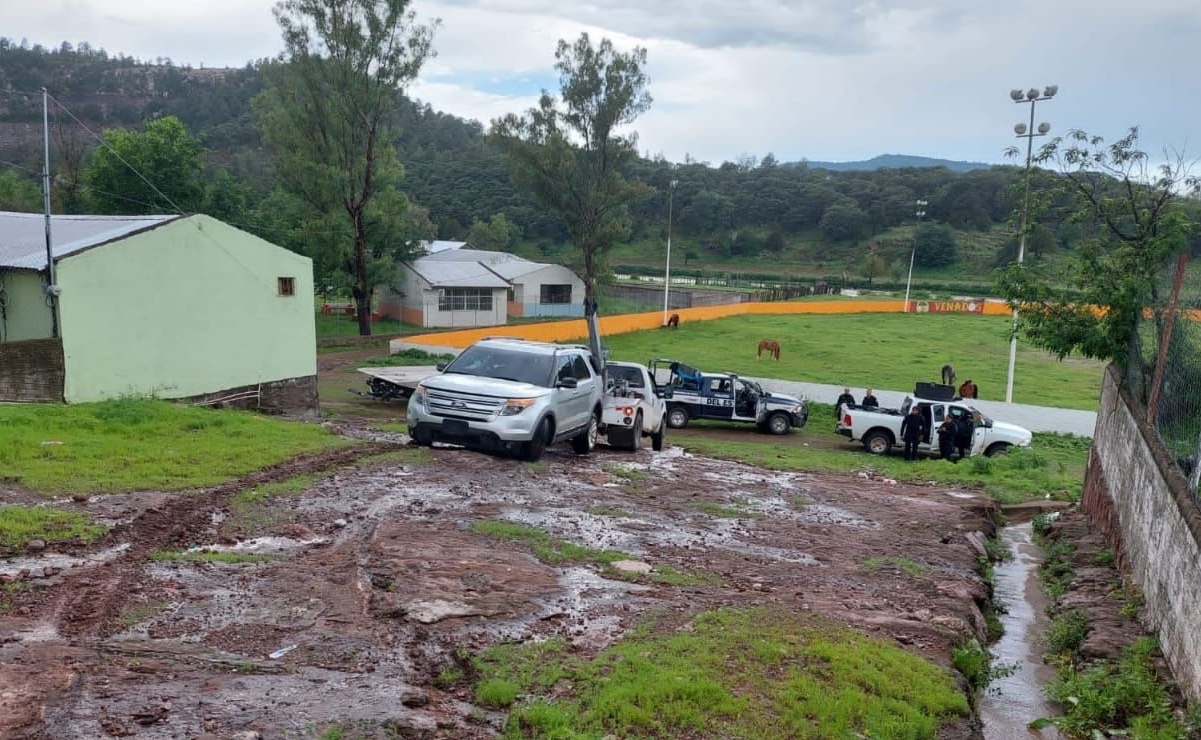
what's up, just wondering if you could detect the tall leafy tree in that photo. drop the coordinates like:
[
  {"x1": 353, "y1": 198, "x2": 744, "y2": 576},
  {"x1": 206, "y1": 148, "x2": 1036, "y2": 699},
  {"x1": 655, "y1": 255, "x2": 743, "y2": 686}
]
[
  {"x1": 258, "y1": 0, "x2": 437, "y2": 335},
  {"x1": 913, "y1": 222, "x2": 958, "y2": 267},
  {"x1": 997, "y1": 127, "x2": 1198, "y2": 375},
  {"x1": 84, "y1": 116, "x2": 204, "y2": 214},
  {"x1": 490, "y1": 33, "x2": 653, "y2": 301}
]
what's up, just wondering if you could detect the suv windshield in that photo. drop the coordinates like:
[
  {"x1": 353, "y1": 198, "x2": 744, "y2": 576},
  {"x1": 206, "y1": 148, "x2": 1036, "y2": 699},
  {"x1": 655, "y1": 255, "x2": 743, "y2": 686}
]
[{"x1": 442, "y1": 345, "x2": 556, "y2": 387}]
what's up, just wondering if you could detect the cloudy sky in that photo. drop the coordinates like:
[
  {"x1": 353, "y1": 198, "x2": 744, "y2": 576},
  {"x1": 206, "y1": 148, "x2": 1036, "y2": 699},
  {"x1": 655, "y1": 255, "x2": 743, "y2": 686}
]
[{"x1": 2, "y1": 0, "x2": 1198, "y2": 166}]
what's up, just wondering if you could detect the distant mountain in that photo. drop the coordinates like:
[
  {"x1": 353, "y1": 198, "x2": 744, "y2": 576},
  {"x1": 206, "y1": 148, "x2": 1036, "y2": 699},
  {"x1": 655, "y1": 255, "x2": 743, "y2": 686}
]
[{"x1": 800, "y1": 154, "x2": 994, "y2": 173}]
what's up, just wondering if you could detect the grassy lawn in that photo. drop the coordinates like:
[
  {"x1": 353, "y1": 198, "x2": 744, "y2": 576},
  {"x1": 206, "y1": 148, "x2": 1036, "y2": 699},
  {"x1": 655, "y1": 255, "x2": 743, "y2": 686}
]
[
  {"x1": 675, "y1": 418, "x2": 1090, "y2": 504},
  {"x1": 0, "y1": 398, "x2": 348, "y2": 494},
  {"x1": 0, "y1": 505, "x2": 107, "y2": 550},
  {"x1": 585, "y1": 313, "x2": 1105, "y2": 410},
  {"x1": 462, "y1": 607, "x2": 969, "y2": 739}
]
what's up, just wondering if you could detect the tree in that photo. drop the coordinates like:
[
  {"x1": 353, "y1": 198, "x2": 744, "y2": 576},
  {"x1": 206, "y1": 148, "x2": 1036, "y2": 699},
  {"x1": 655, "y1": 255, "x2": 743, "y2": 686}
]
[
  {"x1": 467, "y1": 213, "x2": 521, "y2": 252},
  {"x1": 860, "y1": 251, "x2": 885, "y2": 285},
  {"x1": 84, "y1": 116, "x2": 204, "y2": 214},
  {"x1": 913, "y1": 222, "x2": 957, "y2": 267},
  {"x1": 258, "y1": 0, "x2": 437, "y2": 335},
  {"x1": 490, "y1": 33, "x2": 653, "y2": 301},
  {"x1": 0, "y1": 169, "x2": 41, "y2": 211},
  {"x1": 997, "y1": 127, "x2": 1198, "y2": 375},
  {"x1": 818, "y1": 201, "x2": 868, "y2": 243}
]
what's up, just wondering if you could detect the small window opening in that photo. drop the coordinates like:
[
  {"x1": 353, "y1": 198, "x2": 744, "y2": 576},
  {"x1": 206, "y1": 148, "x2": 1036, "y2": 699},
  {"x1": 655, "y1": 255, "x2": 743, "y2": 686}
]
[{"x1": 278, "y1": 277, "x2": 295, "y2": 296}]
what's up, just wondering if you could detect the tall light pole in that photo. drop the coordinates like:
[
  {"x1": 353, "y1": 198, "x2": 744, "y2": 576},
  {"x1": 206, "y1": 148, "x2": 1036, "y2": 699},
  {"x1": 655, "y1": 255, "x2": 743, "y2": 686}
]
[
  {"x1": 1004, "y1": 84, "x2": 1057, "y2": 403},
  {"x1": 903, "y1": 199, "x2": 927, "y2": 313},
  {"x1": 661, "y1": 178, "x2": 679, "y2": 325}
]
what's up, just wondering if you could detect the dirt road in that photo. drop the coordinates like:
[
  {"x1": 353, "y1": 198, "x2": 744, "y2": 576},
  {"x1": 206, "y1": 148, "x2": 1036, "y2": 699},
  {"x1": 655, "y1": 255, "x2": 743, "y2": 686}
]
[{"x1": 0, "y1": 353, "x2": 1008, "y2": 738}]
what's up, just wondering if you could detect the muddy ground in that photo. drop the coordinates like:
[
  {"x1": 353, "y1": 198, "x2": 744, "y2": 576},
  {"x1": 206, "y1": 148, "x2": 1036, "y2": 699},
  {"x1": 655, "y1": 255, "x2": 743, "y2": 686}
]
[{"x1": 2, "y1": 351, "x2": 1026, "y2": 739}]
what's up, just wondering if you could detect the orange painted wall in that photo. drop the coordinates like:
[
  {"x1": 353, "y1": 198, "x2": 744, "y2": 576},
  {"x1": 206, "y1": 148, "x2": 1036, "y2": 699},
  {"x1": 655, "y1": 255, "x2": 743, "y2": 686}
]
[
  {"x1": 395, "y1": 298, "x2": 1191, "y2": 351},
  {"x1": 398, "y1": 299, "x2": 1015, "y2": 350}
]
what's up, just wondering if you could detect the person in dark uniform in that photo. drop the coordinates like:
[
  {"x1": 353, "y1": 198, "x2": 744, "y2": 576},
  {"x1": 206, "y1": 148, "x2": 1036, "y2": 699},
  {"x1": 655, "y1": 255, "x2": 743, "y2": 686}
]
[
  {"x1": 861, "y1": 388, "x2": 879, "y2": 408},
  {"x1": 835, "y1": 387, "x2": 856, "y2": 418},
  {"x1": 954, "y1": 413, "x2": 975, "y2": 460},
  {"x1": 936, "y1": 417, "x2": 957, "y2": 462},
  {"x1": 900, "y1": 406, "x2": 925, "y2": 461}
]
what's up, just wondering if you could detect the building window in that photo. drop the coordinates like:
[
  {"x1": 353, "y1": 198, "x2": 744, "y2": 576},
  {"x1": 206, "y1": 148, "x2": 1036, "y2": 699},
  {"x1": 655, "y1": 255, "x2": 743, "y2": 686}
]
[
  {"x1": 438, "y1": 288, "x2": 493, "y2": 312},
  {"x1": 278, "y1": 277, "x2": 295, "y2": 296},
  {"x1": 540, "y1": 284, "x2": 572, "y2": 304}
]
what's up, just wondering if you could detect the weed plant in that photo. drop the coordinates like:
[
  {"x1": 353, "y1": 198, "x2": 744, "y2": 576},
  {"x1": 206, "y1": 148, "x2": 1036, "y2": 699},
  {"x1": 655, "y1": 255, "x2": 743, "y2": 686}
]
[{"x1": 1038, "y1": 637, "x2": 1186, "y2": 737}]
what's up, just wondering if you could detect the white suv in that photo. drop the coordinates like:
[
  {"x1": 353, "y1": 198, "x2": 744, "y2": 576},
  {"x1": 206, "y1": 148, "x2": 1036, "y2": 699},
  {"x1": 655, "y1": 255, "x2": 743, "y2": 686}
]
[{"x1": 406, "y1": 337, "x2": 603, "y2": 461}]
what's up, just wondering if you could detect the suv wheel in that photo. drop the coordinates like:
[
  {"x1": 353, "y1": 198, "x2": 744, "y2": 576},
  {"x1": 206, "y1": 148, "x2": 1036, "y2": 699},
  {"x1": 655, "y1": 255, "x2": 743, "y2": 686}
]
[
  {"x1": 571, "y1": 411, "x2": 598, "y2": 454},
  {"x1": 410, "y1": 426, "x2": 434, "y2": 447},
  {"x1": 522, "y1": 418, "x2": 550, "y2": 462},
  {"x1": 627, "y1": 412, "x2": 643, "y2": 451}
]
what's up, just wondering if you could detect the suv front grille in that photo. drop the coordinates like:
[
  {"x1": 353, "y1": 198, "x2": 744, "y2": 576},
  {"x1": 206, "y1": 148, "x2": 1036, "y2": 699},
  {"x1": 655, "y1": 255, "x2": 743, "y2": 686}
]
[{"x1": 426, "y1": 388, "x2": 506, "y2": 420}]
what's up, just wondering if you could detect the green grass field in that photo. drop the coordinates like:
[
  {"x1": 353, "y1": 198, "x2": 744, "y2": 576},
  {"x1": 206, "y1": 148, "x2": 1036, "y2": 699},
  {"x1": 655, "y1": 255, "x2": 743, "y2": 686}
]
[
  {"x1": 0, "y1": 398, "x2": 348, "y2": 494},
  {"x1": 583, "y1": 313, "x2": 1104, "y2": 410}
]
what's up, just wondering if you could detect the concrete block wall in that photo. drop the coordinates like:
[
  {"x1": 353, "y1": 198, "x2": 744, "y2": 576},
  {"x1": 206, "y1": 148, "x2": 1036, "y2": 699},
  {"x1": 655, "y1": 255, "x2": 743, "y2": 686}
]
[
  {"x1": 1085, "y1": 366, "x2": 1201, "y2": 701},
  {"x1": 0, "y1": 338, "x2": 64, "y2": 402}
]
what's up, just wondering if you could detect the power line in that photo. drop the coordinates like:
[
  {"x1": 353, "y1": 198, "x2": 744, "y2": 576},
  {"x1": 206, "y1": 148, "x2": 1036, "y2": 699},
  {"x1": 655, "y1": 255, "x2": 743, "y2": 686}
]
[{"x1": 45, "y1": 91, "x2": 187, "y2": 216}]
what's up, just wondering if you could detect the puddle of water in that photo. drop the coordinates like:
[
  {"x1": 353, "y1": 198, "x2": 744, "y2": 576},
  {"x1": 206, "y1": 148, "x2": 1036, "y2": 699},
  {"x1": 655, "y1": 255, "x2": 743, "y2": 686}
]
[
  {"x1": 186, "y1": 536, "x2": 329, "y2": 555},
  {"x1": 978, "y1": 522, "x2": 1061, "y2": 739},
  {"x1": 0, "y1": 543, "x2": 131, "y2": 578}
]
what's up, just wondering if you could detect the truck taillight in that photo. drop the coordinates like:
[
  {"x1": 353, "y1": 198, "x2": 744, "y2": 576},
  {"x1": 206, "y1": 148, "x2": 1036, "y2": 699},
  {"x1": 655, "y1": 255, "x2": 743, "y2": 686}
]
[
  {"x1": 843, "y1": 413, "x2": 851, "y2": 425},
  {"x1": 623, "y1": 407, "x2": 634, "y2": 416}
]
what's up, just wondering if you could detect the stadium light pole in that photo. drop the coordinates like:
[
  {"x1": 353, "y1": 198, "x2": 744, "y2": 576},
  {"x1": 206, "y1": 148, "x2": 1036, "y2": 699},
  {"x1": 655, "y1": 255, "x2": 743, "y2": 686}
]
[
  {"x1": 661, "y1": 178, "x2": 679, "y2": 325},
  {"x1": 1004, "y1": 84, "x2": 1057, "y2": 403},
  {"x1": 903, "y1": 199, "x2": 927, "y2": 313}
]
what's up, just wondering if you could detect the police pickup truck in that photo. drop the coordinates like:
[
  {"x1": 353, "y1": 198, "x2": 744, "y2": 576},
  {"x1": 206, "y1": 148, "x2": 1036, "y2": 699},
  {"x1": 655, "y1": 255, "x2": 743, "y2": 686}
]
[{"x1": 649, "y1": 359, "x2": 808, "y2": 434}]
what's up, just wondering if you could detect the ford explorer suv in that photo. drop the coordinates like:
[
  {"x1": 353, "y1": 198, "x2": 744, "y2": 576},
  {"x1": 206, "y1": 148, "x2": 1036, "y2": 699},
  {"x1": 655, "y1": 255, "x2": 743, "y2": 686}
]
[{"x1": 407, "y1": 337, "x2": 603, "y2": 462}]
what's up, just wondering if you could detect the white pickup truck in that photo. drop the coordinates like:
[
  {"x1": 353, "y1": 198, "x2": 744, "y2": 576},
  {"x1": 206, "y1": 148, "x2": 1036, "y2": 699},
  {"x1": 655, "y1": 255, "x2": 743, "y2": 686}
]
[
  {"x1": 836, "y1": 391, "x2": 1032, "y2": 458},
  {"x1": 601, "y1": 361, "x2": 667, "y2": 451}
]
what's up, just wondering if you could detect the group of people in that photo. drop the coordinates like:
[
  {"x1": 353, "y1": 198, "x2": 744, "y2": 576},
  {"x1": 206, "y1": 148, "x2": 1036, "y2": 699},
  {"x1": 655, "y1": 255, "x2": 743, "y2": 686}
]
[
  {"x1": 899, "y1": 406, "x2": 974, "y2": 462},
  {"x1": 834, "y1": 387, "x2": 877, "y2": 417}
]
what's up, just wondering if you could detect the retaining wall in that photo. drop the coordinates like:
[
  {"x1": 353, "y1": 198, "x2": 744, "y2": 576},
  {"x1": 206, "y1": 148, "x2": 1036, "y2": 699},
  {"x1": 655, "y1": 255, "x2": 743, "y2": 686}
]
[{"x1": 1083, "y1": 366, "x2": 1201, "y2": 701}]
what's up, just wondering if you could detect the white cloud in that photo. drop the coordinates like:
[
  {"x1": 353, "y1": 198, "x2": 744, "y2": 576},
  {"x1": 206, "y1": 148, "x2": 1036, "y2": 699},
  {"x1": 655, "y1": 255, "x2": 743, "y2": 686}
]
[{"x1": 2, "y1": 0, "x2": 1198, "y2": 165}]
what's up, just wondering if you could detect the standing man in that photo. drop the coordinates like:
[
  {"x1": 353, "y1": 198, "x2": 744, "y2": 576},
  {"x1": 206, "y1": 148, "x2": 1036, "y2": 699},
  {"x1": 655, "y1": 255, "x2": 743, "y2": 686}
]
[
  {"x1": 954, "y1": 413, "x2": 975, "y2": 460},
  {"x1": 861, "y1": 388, "x2": 879, "y2": 409},
  {"x1": 936, "y1": 417, "x2": 957, "y2": 462},
  {"x1": 835, "y1": 387, "x2": 856, "y2": 418},
  {"x1": 900, "y1": 406, "x2": 925, "y2": 461}
]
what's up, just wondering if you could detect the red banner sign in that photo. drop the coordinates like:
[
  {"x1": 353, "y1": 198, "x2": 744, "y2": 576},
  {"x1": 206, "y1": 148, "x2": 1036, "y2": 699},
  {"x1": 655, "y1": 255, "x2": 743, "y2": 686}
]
[{"x1": 908, "y1": 299, "x2": 984, "y2": 314}]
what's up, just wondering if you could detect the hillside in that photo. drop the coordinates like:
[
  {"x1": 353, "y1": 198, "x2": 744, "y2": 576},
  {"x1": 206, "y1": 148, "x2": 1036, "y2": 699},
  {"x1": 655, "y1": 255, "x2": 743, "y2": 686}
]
[
  {"x1": 803, "y1": 154, "x2": 993, "y2": 173},
  {"x1": 0, "y1": 38, "x2": 1065, "y2": 292}
]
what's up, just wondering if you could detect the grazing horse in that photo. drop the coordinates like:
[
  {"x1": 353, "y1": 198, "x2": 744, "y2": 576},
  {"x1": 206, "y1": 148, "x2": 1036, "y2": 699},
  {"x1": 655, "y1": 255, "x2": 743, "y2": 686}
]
[
  {"x1": 941, "y1": 363, "x2": 956, "y2": 387},
  {"x1": 757, "y1": 339, "x2": 781, "y2": 361},
  {"x1": 664, "y1": 313, "x2": 680, "y2": 329}
]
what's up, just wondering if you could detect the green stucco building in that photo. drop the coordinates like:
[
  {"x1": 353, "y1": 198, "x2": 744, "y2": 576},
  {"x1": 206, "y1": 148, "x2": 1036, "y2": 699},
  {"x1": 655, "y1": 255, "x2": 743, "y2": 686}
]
[{"x1": 0, "y1": 211, "x2": 317, "y2": 411}]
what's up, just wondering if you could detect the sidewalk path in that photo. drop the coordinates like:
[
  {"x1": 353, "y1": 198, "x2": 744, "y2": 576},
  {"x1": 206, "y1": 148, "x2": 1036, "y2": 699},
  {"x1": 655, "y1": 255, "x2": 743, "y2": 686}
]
[{"x1": 748, "y1": 377, "x2": 1098, "y2": 438}]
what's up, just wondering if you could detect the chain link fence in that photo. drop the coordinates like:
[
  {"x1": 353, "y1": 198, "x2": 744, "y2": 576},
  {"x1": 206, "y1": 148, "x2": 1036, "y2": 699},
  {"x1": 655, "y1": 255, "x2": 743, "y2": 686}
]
[{"x1": 1123, "y1": 255, "x2": 1201, "y2": 500}]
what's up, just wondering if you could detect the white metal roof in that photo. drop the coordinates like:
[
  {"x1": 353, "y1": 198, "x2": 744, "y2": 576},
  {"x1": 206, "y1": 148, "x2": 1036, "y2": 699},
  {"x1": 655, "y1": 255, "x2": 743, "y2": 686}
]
[
  {"x1": 488, "y1": 260, "x2": 571, "y2": 280},
  {"x1": 0, "y1": 211, "x2": 180, "y2": 270},
  {"x1": 420, "y1": 240, "x2": 468, "y2": 254},
  {"x1": 407, "y1": 259, "x2": 511, "y2": 288},
  {"x1": 421, "y1": 248, "x2": 527, "y2": 265}
]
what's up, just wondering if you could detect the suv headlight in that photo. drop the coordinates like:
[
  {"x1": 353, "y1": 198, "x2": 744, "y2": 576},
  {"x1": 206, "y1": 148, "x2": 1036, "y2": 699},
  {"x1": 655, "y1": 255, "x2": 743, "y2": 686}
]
[
  {"x1": 500, "y1": 398, "x2": 536, "y2": 416},
  {"x1": 412, "y1": 383, "x2": 427, "y2": 407}
]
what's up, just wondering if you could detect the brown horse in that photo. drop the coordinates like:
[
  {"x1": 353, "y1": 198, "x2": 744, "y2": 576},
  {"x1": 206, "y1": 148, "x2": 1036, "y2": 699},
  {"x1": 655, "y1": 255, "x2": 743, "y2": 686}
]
[
  {"x1": 757, "y1": 339, "x2": 780, "y2": 361},
  {"x1": 664, "y1": 313, "x2": 680, "y2": 329}
]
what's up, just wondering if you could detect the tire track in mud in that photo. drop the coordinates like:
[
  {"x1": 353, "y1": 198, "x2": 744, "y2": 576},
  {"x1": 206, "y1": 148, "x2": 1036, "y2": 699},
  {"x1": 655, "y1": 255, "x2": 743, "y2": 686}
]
[{"x1": 39, "y1": 442, "x2": 401, "y2": 640}]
